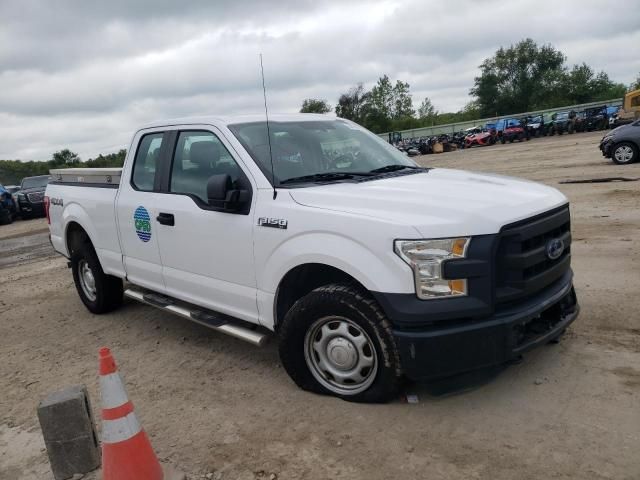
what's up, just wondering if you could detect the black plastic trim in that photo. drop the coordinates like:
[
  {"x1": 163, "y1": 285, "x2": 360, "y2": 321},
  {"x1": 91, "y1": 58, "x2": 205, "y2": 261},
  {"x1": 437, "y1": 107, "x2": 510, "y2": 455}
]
[{"x1": 392, "y1": 276, "x2": 578, "y2": 381}]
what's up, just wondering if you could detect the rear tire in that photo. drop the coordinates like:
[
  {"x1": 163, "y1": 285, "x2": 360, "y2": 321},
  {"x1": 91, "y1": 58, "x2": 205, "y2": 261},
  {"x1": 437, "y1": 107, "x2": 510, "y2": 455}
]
[
  {"x1": 71, "y1": 241, "x2": 123, "y2": 314},
  {"x1": 279, "y1": 283, "x2": 402, "y2": 403},
  {"x1": 612, "y1": 142, "x2": 638, "y2": 165}
]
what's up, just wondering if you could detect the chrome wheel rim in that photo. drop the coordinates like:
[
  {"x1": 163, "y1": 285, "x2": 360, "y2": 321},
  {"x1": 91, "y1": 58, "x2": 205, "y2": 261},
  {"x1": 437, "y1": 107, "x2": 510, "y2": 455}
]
[
  {"x1": 614, "y1": 146, "x2": 634, "y2": 163},
  {"x1": 78, "y1": 259, "x2": 97, "y2": 301},
  {"x1": 304, "y1": 316, "x2": 378, "y2": 395}
]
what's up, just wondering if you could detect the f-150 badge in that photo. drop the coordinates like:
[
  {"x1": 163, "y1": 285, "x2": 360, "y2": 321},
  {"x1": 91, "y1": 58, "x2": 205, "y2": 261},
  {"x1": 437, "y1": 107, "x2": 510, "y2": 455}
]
[
  {"x1": 134, "y1": 206, "x2": 152, "y2": 242},
  {"x1": 258, "y1": 217, "x2": 288, "y2": 229}
]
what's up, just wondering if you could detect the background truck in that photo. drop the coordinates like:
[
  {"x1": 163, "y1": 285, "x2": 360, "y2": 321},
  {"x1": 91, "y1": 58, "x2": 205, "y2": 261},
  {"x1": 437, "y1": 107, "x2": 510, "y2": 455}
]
[
  {"x1": 16, "y1": 174, "x2": 52, "y2": 219},
  {"x1": 46, "y1": 114, "x2": 579, "y2": 402}
]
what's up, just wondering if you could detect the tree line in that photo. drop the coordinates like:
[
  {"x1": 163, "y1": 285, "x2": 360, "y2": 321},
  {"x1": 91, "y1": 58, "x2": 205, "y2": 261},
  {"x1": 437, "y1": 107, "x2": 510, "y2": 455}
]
[
  {"x1": 301, "y1": 38, "x2": 639, "y2": 133},
  {"x1": 0, "y1": 149, "x2": 126, "y2": 185}
]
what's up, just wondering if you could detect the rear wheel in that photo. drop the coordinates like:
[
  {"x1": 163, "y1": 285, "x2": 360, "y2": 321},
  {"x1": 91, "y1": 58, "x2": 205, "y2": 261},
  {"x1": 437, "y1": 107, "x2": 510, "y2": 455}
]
[
  {"x1": 71, "y1": 241, "x2": 123, "y2": 314},
  {"x1": 279, "y1": 283, "x2": 402, "y2": 403},
  {"x1": 612, "y1": 142, "x2": 638, "y2": 165}
]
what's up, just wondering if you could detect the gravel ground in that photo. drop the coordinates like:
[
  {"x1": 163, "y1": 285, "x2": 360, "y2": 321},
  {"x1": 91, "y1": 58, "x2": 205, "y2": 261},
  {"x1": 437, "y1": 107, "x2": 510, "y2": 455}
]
[{"x1": 0, "y1": 131, "x2": 638, "y2": 479}]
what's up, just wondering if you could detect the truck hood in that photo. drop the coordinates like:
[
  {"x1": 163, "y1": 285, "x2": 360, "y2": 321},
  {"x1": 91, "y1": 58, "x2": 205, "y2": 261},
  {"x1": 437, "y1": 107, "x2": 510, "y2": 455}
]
[{"x1": 288, "y1": 169, "x2": 567, "y2": 237}]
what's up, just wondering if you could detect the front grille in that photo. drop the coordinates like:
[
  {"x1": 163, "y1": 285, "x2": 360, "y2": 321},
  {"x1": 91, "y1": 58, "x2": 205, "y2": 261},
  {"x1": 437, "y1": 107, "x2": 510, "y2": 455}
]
[
  {"x1": 27, "y1": 192, "x2": 44, "y2": 203},
  {"x1": 495, "y1": 206, "x2": 571, "y2": 304}
]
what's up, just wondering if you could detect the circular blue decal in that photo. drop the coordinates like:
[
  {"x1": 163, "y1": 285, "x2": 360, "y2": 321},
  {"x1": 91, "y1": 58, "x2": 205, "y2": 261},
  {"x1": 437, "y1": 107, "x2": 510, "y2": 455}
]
[{"x1": 134, "y1": 206, "x2": 152, "y2": 242}]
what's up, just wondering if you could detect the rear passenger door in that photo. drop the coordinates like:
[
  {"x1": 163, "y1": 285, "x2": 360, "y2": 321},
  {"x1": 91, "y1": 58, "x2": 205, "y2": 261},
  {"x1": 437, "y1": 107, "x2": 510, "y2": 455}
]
[
  {"x1": 153, "y1": 127, "x2": 259, "y2": 324},
  {"x1": 116, "y1": 129, "x2": 170, "y2": 293}
]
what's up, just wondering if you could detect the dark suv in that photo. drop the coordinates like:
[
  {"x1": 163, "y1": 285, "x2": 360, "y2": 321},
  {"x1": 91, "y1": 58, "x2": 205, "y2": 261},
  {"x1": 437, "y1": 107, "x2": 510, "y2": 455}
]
[
  {"x1": 583, "y1": 106, "x2": 609, "y2": 131},
  {"x1": 599, "y1": 120, "x2": 640, "y2": 164},
  {"x1": 17, "y1": 175, "x2": 51, "y2": 219}
]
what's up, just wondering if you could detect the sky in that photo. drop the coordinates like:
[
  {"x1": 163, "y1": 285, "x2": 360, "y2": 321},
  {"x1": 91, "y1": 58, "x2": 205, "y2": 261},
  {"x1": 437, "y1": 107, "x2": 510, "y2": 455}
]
[{"x1": 1, "y1": 0, "x2": 639, "y2": 161}]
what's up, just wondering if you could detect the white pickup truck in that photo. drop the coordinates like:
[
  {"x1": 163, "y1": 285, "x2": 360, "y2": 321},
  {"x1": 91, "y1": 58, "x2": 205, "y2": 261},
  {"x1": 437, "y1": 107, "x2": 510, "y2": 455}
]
[{"x1": 46, "y1": 114, "x2": 579, "y2": 402}]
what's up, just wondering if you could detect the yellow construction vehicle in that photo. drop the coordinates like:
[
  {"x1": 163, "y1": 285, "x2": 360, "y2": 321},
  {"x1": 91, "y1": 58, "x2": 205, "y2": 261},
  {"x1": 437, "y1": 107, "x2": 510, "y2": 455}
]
[{"x1": 613, "y1": 89, "x2": 640, "y2": 127}]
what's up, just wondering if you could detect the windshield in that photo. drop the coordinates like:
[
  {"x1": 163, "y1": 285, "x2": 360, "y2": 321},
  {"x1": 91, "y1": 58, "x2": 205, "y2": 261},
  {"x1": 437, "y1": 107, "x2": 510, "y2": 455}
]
[
  {"x1": 228, "y1": 120, "x2": 416, "y2": 185},
  {"x1": 556, "y1": 112, "x2": 569, "y2": 120},
  {"x1": 21, "y1": 176, "x2": 51, "y2": 189},
  {"x1": 530, "y1": 116, "x2": 542, "y2": 123}
]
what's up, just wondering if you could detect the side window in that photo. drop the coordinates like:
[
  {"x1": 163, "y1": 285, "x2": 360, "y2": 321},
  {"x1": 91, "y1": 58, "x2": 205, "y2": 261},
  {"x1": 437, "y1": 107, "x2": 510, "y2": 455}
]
[
  {"x1": 170, "y1": 131, "x2": 242, "y2": 204},
  {"x1": 132, "y1": 133, "x2": 164, "y2": 191},
  {"x1": 631, "y1": 95, "x2": 640, "y2": 108}
]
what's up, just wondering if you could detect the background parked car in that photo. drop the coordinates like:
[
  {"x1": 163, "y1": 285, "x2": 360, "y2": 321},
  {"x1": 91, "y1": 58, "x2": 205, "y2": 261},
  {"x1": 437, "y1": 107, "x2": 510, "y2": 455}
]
[
  {"x1": 0, "y1": 183, "x2": 18, "y2": 225},
  {"x1": 583, "y1": 106, "x2": 609, "y2": 131},
  {"x1": 16, "y1": 175, "x2": 51, "y2": 219},
  {"x1": 495, "y1": 118, "x2": 528, "y2": 143},
  {"x1": 600, "y1": 119, "x2": 640, "y2": 165},
  {"x1": 5, "y1": 185, "x2": 21, "y2": 217}
]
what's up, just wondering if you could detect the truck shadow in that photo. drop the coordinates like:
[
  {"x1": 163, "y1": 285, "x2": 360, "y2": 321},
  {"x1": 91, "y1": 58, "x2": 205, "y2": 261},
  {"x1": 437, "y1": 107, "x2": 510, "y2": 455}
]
[{"x1": 407, "y1": 364, "x2": 508, "y2": 398}]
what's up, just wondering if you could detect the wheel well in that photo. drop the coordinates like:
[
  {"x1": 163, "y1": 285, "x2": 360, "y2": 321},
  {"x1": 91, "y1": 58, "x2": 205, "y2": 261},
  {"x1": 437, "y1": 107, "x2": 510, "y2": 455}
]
[
  {"x1": 66, "y1": 222, "x2": 91, "y2": 255},
  {"x1": 274, "y1": 263, "x2": 366, "y2": 330}
]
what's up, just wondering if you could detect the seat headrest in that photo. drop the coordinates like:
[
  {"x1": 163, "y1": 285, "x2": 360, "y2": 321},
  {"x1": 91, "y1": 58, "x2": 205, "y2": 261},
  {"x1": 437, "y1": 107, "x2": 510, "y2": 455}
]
[{"x1": 190, "y1": 141, "x2": 220, "y2": 167}]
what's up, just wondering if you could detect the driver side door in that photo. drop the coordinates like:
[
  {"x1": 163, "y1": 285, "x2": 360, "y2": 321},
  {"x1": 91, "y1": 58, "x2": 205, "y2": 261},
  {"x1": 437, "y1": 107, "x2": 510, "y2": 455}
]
[{"x1": 153, "y1": 127, "x2": 259, "y2": 325}]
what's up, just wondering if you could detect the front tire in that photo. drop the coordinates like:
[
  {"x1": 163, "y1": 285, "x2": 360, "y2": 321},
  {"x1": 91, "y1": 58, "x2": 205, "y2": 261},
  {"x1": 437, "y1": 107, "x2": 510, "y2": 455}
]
[
  {"x1": 612, "y1": 142, "x2": 638, "y2": 165},
  {"x1": 71, "y1": 242, "x2": 123, "y2": 314},
  {"x1": 279, "y1": 283, "x2": 402, "y2": 403}
]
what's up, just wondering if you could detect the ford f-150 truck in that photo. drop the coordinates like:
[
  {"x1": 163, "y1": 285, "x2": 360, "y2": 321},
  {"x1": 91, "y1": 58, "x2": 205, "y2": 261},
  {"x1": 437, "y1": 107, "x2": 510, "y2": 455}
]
[{"x1": 46, "y1": 114, "x2": 579, "y2": 402}]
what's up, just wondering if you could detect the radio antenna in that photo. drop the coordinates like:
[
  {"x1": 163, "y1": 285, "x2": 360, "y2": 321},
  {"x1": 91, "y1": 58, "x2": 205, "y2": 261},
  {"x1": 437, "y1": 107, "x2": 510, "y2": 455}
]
[{"x1": 260, "y1": 53, "x2": 277, "y2": 200}]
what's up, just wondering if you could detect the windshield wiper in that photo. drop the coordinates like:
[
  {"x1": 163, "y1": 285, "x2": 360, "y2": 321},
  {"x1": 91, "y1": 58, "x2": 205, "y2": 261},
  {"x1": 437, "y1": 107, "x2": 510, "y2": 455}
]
[
  {"x1": 369, "y1": 164, "x2": 422, "y2": 174},
  {"x1": 279, "y1": 172, "x2": 375, "y2": 185}
]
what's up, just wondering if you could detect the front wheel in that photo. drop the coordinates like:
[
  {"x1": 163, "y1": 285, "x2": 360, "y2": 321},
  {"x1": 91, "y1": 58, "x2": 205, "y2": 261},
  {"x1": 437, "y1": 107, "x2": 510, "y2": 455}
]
[
  {"x1": 71, "y1": 242, "x2": 123, "y2": 314},
  {"x1": 279, "y1": 284, "x2": 402, "y2": 403},
  {"x1": 612, "y1": 142, "x2": 638, "y2": 165}
]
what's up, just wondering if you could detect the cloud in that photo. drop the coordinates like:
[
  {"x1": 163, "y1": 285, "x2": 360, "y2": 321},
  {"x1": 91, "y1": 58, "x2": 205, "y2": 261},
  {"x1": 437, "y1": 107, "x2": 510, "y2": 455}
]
[{"x1": 0, "y1": 0, "x2": 638, "y2": 160}]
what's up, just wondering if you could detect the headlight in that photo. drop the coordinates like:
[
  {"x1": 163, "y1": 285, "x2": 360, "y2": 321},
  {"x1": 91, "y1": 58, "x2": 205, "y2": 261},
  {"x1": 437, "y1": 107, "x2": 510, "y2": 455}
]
[
  {"x1": 17, "y1": 193, "x2": 26, "y2": 200},
  {"x1": 395, "y1": 238, "x2": 470, "y2": 299}
]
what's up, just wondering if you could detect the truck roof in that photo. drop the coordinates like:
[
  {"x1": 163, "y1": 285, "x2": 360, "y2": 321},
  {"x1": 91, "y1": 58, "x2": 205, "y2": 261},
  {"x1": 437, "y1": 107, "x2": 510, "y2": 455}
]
[{"x1": 137, "y1": 113, "x2": 336, "y2": 130}]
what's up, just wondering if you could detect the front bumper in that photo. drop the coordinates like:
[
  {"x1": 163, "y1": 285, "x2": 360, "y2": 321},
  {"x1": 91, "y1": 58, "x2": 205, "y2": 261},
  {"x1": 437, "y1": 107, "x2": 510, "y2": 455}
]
[
  {"x1": 18, "y1": 201, "x2": 45, "y2": 216},
  {"x1": 389, "y1": 275, "x2": 579, "y2": 381},
  {"x1": 600, "y1": 138, "x2": 613, "y2": 158}
]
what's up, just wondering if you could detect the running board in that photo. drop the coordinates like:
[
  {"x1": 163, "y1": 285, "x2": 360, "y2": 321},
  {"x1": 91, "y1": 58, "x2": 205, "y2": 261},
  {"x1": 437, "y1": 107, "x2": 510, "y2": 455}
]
[{"x1": 124, "y1": 288, "x2": 268, "y2": 347}]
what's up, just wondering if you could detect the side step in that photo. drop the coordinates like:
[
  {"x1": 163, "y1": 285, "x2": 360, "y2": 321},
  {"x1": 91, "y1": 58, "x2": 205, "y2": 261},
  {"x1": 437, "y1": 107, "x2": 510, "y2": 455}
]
[{"x1": 124, "y1": 288, "x2": 268, "y2": 347}]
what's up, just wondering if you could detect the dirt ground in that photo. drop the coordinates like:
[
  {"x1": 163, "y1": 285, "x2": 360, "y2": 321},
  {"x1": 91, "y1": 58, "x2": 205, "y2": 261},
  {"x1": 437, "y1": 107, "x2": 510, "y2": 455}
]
[{"x1": 1, "y1": 131, "x2": 639, "y2": 480}]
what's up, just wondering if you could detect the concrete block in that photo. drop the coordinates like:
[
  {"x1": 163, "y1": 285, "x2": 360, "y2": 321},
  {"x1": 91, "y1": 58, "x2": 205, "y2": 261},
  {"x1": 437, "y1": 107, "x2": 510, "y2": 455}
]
[{"x1": 37, "y1": 385, "x2": 101, "y2": 480}]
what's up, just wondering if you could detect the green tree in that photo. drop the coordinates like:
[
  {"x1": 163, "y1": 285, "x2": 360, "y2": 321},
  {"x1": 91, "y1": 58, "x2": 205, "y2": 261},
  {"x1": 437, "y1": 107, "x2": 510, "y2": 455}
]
[
  {"x1": 417, "y1": 97, "x2": 437, "y2": 123},
  {"x1": 51, "y1": 149, "x2": 81, "y2": 166},
  {"x1": 631, "y1": 73, "x2": 640, "y2": 91},
  {"x1": 471, "y1": 38, "x2": 566, "y2": 116},
  {"x1": 392, "y1": 80, "x2": 414, "y2": 119},
  {"x1": 335, "y1": 83, "x2": 369, "y2": 125},
  {"x1": 300, "y1": 98, "x2": 332, "y2": 113}
]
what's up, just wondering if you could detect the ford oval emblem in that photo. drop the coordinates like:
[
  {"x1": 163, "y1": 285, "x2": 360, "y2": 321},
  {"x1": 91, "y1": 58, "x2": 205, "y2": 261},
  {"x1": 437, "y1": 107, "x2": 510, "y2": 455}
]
[{"x1": 546, "y1": 238, "x2": 564, "y2": 260}]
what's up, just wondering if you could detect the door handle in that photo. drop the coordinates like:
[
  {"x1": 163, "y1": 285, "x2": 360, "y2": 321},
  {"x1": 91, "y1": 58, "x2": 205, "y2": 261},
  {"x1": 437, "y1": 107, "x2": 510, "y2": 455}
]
[{"x1": 156, "y1": 212, "x2": 175, "y2": 226}]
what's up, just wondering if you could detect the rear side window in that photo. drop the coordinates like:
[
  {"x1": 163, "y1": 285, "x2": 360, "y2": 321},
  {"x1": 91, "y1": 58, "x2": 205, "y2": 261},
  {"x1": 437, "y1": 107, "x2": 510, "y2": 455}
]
[
  {"x1": 169, "y1": 131, "x2": 242, "y2": 204},
  {"x1": 132, "y1": 133, "x2": 164, "y2": 191}
]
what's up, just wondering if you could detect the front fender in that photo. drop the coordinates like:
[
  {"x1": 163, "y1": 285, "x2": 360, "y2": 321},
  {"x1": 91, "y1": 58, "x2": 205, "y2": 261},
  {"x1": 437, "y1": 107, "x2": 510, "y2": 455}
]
[{"x1": 259, "y1": 231, "x2": 414, "y2": 295}]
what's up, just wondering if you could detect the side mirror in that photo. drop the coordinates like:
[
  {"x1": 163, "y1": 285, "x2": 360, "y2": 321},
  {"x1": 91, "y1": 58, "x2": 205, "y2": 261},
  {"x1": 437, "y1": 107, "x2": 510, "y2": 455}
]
[
  {"x1": 207, "y1": 173, "x2": 232, "y2": 203},
  {"x1": 206, "y1": 174, "x2": 249, "y2": 212}
]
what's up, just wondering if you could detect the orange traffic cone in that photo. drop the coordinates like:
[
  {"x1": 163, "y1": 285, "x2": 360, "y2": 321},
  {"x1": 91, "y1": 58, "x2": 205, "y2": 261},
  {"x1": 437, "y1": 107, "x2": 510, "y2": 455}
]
[{"x1": 99, "y1": 347, "x2": 164, "y2": 480}]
